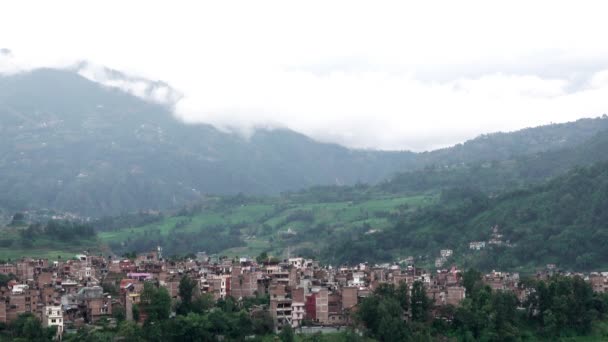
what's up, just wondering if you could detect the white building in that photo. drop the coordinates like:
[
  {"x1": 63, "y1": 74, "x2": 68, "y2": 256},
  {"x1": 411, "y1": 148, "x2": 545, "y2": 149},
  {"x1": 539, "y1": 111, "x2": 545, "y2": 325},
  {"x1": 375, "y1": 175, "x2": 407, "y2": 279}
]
[
  {"x1": 469, "y1": 241, "x2": 486, "y2": 250},
  {"x1": 288, "y1": 258, "x2": 304, "y2": 269},
  {"x1": 11, "y1": 284, "x2": 29, "y2": 295},
  {"x1": 348, "y1": 271, "x2": 366, "y2": 287},
  {"x1": 43, "y1": 305, "x2": 64, "y2": 337},
  {"x1": 440, "y1": 249, "x2": 453, "y2": 258}
]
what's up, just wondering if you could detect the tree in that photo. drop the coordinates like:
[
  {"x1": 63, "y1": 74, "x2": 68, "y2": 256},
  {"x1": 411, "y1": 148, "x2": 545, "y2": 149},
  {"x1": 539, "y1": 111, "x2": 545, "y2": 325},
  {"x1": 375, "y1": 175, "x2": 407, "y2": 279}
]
[
  {"x1": 461, "y1": 268, "x2": 482, "y2": 297},
  {"x1": 0, "y1": 273, "x2": 14, "y2": 287},
  {"x1": 252, "y1": 311, "x2": 274, "y2": 335},
  {"x1": 191, "y1": 294, "x2": 215, "y2": 314},
  {"x1": 357, "y1": 283, "x2": 412, "y2": 340},
  {"x1": 396, "y1": 281, "x2": 409, "y2": 312},
  {"x1": 411, "y1": 281, "x2": 430, "y2": 322},
  {"x1": 490, "y1": 291, "x2": 519, "y2": 339},
  {"x1": 177, "y1": 275, "x2": 198, "y2": 315},
  {"x1": 113, "y1": 306, "x2": 126, "y2": 322},
  {"x1": 256, "y1": 251, "x2": 269, "y2": 264},
  {"x1": 117, "y1": 321, "x2": 144, "y2": 342},
  {"x1": 8, "y1": 313, "x2": 55, "y2": 341},
  {"x1": 9, "y1": 212, "x2": 25, "y2": 226},
  {"x1": 279, "y1": 325, "x2": 295, "y2": 342},
  {"x1": 141, "y1": 282, "x2": 171, "y2": 322},
  {"x1": 377, "y1": 303, "x2": 410, "y2": 342}
]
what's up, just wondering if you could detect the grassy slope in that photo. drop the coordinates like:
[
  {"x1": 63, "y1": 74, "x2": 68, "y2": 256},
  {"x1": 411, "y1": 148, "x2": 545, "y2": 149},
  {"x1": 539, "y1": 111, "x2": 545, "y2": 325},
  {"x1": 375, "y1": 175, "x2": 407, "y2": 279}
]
[
  {"x1": 98, "y1": 193, "x2": 437, "y2": 258},
  {"x1": 0, "y1": 225, "x2": 102, "y2": 260}
]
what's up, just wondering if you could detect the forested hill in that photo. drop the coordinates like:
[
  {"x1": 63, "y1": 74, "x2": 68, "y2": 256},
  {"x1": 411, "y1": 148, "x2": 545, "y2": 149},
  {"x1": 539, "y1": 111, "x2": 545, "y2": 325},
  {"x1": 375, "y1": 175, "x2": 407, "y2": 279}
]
[
  {"x1": 330, "y1": 160, "x2": 608, "y2": 271},
  {"x1": 86, "y1": 159, "x2": 608, "y2": 272},
  {"x1": 1, "y1": 68, "x2": 607, "y2": 216},
  {"x1": 381, "y1": 127, "x2": 608, "y2": 194},
  {"x1": 0, "y1": 69, "x2": 416, "y2": 215},
  {"x1": 416, "y1": 116, "x2": 608, "y2": 166}
]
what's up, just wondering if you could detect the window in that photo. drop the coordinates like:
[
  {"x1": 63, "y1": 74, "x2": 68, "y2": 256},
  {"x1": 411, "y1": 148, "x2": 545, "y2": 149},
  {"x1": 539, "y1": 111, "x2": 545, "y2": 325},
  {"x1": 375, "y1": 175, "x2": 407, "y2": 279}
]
[{"x1": 51, "y1": 319, "x2": 56, "y2": 323}]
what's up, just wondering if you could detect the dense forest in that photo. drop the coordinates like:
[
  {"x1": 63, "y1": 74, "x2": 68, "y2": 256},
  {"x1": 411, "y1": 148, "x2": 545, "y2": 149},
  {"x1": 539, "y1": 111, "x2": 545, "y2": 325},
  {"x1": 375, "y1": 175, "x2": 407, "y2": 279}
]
[{"x1": 328, "y1": 161, "x2": 608, "y2": 270}]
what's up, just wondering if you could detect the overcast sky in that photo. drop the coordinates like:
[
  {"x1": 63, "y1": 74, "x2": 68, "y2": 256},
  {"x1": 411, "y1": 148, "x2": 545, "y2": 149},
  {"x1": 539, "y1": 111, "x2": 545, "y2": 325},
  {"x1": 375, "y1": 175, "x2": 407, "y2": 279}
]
[{"x1": 2, "y1": 1, "x2": 608, "y2": 151}]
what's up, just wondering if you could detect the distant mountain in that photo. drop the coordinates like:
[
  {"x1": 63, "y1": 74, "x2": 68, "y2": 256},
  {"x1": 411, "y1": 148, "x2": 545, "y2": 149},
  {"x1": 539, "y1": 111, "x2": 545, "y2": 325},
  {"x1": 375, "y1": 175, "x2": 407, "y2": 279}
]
[
  {"x1": 0, "y1": 69, "x2": 416, "y2": 215},
  {"x1": 1, "y1": 68, "x2": 607, "y2": 216},
  {"x1": 381, "y1": 126, "x2": 608, "y2": 194},
  {"x1": 416, "y1": 116, "x2": 608, "y2": 166}
]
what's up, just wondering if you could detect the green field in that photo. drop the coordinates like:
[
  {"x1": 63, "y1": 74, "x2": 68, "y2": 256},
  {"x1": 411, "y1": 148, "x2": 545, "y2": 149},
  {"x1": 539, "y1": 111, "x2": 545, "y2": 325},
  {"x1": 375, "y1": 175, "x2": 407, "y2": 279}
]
[
  {"x1": 0, "y1": 225, "x2": 102, "y2": 261},
  {"x1": 0, "y1": 193, "x2": 436, "y2": 261},
  {"x1": 97, "y1": 193, "x2": 437, "y2": 258}
]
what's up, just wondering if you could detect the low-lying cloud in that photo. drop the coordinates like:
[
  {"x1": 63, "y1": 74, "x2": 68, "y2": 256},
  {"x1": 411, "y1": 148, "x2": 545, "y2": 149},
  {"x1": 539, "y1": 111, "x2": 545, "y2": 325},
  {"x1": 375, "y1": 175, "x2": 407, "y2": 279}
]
[
  {"x1": 76, "y1": 63, "x2": 183, "y2": 105},
  {"x1": 2, "y1": 1, "x2": 608, "y2": 151}
]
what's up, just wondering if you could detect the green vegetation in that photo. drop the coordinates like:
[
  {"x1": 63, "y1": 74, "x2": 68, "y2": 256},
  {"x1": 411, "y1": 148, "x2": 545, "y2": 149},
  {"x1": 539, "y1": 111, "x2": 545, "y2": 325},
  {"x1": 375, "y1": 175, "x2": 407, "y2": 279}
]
[
  {"x1": 328, "y1": 161, "x2": 608, "y2": 270},
  {"x1": 97, "y1": 193, "x2": 436, "y2": 259},
  {"x1": 3, "y1": 159, "x2": 608, "y2": 272},
  {"x1": 0, "y1": 313, "x2": 57, "y2": 341},
  {"x1": 0, "y1": 220, "x2": 101, "y2": 260},
  {"x1": 61, "y1": 279, "x2": 362, "y2": 342},
  {"x1": 356, "y1": 271, "x2": 608, "y2": 341},
  {"x1": 381, "y1": 126, "x2": 608, "y2": 197}
]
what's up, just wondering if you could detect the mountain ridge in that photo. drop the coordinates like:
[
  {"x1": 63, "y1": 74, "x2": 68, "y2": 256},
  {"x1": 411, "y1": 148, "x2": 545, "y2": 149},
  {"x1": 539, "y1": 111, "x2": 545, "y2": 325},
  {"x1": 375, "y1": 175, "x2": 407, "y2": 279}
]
[{"x1": 1, "y1": 68, "x2": 608, "y2": 216}]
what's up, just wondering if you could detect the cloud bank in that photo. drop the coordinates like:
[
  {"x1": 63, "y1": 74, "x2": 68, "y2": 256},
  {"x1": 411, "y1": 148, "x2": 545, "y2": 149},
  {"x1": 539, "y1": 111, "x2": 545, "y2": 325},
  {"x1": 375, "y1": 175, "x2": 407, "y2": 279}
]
[{"x1": 2, "y1": 1, "x2": 608, "y2": 151}]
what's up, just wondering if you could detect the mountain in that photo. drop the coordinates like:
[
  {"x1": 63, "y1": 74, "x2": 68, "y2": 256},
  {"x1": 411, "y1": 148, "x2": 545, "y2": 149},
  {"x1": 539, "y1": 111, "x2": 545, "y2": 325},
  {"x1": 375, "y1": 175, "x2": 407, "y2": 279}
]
[
  {"x1": 328, "y1": 160, "x2": 608, "y2": 271},
  {"x1": 416, "y1": 116, "x2": 608, "y2": 166},
  {"x1": 380, "y1": 126, "x2": 608, "y2": 194},
  {"x1": 0, "y1": 69, "x2": 416, "y2": 216},
  {"x1": 1, "y1": 68, "x2": 607, "y2": 216},
  {"x1": 89, "y1": 158, "x2": 608, "y2": 271}
]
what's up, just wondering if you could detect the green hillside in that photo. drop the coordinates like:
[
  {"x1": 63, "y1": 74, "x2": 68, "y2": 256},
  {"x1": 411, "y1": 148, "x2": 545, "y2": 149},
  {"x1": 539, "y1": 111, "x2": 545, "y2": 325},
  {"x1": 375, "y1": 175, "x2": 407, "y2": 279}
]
[
  {"x1": 0, "y1": 221, "x2": 102, "y2": 260},
  {"x1": 90, "y1": 158, "x2": 608, "y2": 272},
  {"x1": 381, "y1": 128, "x2": 608, "y2": 195},
  {"x1": 97, "y1": 193, "x2": 437, "y2": 259},
  {"x1": 331, "y1": 161, "x2": 608, "y2": 271}
]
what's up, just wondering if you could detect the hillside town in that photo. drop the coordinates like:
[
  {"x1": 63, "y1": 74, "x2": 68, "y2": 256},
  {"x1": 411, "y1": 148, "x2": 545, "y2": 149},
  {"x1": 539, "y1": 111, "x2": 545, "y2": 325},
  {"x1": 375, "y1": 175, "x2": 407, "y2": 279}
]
[{"x1": 0, "y1": 247, "x2": 605, "y2": 340}]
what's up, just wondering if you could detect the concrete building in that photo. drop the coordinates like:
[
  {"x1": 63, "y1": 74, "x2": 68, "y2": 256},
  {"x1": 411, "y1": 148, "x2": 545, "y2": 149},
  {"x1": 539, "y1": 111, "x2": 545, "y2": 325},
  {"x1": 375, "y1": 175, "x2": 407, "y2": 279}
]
[
  {"x1": 291, "y1": 302, "x2": 305, "y2": 328},
  {"x1": 341, "y1": 287, "x2": 358, "y2": 310},
  {"x1": 43, "y1": 305, "x2": 64, "y2": 337},
  {"x1": 315, "y1": 288, "x2": 329, "y2": 324}
]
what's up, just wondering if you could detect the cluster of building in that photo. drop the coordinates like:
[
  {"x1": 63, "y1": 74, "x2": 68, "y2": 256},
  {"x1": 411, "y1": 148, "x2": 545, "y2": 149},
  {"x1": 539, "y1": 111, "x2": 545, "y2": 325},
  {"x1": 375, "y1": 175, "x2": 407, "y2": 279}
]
[
  {"x1": 0, "y1": 254, "x2": 110, "y2": 338},
  {"x1": 469, "y1": 225, "x2": 512, "y2": 250},
  {"x1": 1, "y1": 248, "x2": 607, "y2": 339}
]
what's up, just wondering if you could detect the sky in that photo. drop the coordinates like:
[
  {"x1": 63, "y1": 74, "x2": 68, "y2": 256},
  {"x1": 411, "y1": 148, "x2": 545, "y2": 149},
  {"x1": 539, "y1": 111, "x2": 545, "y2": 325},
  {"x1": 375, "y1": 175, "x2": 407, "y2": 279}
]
[{"x1": 2, "y1": 1, "x2": 608, "y2": 151}]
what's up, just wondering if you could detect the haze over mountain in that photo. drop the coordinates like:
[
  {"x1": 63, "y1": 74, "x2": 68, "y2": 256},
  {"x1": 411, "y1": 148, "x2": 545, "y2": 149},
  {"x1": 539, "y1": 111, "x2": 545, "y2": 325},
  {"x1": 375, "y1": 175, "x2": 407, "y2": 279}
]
[
  {"x1": 4, "y1": 2, "x2": 608, "y2": 151},
  {"x1": 1, "y1": 68, "x2": 607, "y2": 216},
  {"x1": 0, "y1": 69, "x2": 416, "y2": 215}
]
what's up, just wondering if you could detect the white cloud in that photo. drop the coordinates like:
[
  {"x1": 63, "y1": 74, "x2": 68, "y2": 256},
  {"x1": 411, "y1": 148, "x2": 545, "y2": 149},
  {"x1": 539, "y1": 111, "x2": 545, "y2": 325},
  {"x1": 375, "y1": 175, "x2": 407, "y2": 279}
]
[
  {"x1": 76, "y1": 63, "x2": 182, "y2": 105},
  {"x1": 2, "y1": 1, "x2": 608, "y2": 151}
]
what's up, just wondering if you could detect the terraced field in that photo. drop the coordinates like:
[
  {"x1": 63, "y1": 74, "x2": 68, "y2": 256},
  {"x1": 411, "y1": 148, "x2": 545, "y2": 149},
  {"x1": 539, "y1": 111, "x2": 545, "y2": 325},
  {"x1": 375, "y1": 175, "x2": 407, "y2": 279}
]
[
  {"x1": 98, "y1": 193, "x2": 437, "y2": 258},
  {"x1": 0, "y1": 226, "x2": 101, "y2": 260}
]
